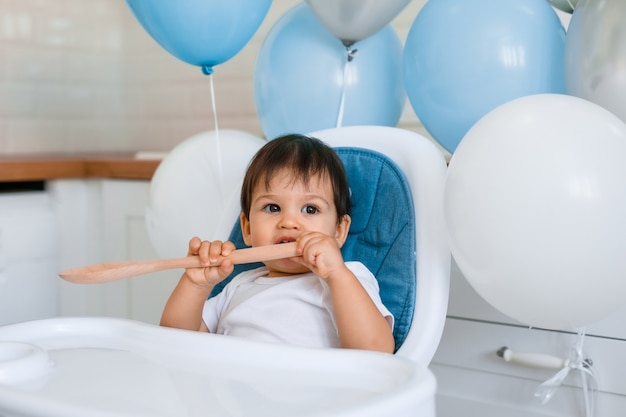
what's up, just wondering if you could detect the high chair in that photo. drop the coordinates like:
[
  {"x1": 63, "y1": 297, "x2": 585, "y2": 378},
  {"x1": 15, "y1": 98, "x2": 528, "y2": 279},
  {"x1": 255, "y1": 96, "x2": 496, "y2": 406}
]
[
  {"x1": 0, "y1": 126, "x2": 450, "y2": 417},
  {"x1": 214, "y1": 125, "x2": 450, "y2": 364}
]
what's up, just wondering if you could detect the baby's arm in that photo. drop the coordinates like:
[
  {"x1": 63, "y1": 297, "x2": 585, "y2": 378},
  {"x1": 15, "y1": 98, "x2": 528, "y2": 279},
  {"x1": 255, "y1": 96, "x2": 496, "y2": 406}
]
[
  {"x1": 325, "y1": 267, "x2": 395, "y2": 353},
  {"x1": 160, "y1": 237, "x2": 235, "y2": 332},
  {"x1": 295, "y1": 233, "x2": 395, "y2": 353}
]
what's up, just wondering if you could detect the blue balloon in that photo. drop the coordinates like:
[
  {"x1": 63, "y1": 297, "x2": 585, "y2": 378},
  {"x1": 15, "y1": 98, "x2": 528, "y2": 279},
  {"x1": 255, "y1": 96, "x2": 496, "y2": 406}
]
[
  {"x1": 403, "y1": 0, "x2": 566, "y2": 153},
  {"x1": 254, "y1": 4, "x2": 405, "y2": 139},
  {"x1": 126, "y1": 0, "x2": 272, "y2": 75}
]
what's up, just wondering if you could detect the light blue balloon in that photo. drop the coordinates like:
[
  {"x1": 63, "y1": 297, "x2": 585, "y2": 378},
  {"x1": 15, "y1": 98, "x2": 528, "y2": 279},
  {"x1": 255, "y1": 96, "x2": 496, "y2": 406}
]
[
  {"x1": 126, "y1": 0, "x2": 272, "y2": 75},
  {"x1": 254, "y1": 4, "x2": 405, "y2": 139},
  {"x1": 403, "y1": 0, "x2": 566, "y2": 153}
]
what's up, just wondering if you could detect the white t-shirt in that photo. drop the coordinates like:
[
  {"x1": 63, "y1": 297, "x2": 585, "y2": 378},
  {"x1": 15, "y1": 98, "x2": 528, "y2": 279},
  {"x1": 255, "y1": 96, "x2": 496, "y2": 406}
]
[{"x1": 202, "y1": 261, "x2": 393, "y2": 348}]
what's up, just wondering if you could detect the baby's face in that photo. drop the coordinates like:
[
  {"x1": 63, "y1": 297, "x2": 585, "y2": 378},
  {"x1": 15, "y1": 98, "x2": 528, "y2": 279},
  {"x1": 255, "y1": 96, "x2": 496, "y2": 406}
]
[{"x1": 240, "y1": 168, "x2": 344, "y2": 274}]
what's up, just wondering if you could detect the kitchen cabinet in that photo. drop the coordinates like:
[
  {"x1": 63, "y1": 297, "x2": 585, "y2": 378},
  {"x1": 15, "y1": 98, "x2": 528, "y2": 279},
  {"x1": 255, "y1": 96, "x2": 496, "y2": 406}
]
[
  {"x1": 0, "y1": 191, "x2": 59, "y2": 325},
  {"x1": 51, "y1": 179, "x2": 179, "y2": 325},
  {"x1": 432, "y1": 260, "x2": 626, "y2": 416},
  {"x1": 0, "y1": 154, "x2": 168, "y2": 326}
]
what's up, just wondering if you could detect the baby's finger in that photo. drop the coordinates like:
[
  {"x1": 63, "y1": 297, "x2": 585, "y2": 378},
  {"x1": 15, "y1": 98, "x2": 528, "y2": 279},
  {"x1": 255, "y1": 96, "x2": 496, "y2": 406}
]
[
  {"x1": 221, "y1": 241, "x2": 236, "y2": 256},
  {"x1": 295, "y1": 232, "x2": 323, "y2": 253},
  {"x1": 219, "y1": 259, "x2": 234, "y2": 276},
  {"x1": 187, "y1": 236, "x2": 203, "y2": 256},
  {"x1": 205, "y1": 240, "x2": 224, "y2": 265},
  {"x1": 197, "y1": 240, "x2": 214, "y2": 266}
]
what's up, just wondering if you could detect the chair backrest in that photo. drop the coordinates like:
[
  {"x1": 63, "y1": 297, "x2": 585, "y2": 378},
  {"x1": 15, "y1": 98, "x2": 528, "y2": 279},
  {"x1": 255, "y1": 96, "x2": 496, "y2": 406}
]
[{"x1": 211, "y1": 126, "x2": 450, "y2": 366}]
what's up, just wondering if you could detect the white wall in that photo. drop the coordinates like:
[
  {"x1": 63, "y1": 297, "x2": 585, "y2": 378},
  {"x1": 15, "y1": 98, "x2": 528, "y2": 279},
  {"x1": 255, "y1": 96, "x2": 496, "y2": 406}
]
[
  {"x1": 0, "y1": 0, "x2": 123, "y2": 153},
  {"x1": 0, "y1": 0, "x2": 429, "y2": 155}
]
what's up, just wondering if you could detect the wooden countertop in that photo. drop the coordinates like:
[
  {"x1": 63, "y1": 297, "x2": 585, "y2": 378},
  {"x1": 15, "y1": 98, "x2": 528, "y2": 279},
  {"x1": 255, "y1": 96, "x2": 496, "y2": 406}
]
[{"x1": 0, "y1": 153, "x2": 162, "y2": 182}]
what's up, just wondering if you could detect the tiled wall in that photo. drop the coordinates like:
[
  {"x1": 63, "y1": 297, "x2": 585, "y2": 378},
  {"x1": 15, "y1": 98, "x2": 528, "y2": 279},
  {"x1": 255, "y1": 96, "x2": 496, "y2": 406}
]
[
  {"x1": 0, "y1": 0, "x2": 124, "y2": 153},
  {"x1": 0, "y1": 0, "x2": 431, "y2": 155}
]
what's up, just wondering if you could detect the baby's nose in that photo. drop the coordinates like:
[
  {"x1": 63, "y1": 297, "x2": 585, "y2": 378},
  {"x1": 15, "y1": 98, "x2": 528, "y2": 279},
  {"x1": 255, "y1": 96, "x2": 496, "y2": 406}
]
[{"x1": 278, "y1": 211, "x2": 301, "y2": 229}]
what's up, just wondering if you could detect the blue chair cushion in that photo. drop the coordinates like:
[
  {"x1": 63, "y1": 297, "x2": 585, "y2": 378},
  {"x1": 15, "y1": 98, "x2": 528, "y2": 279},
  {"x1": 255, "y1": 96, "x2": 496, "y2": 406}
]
[{"x1": 209, "y1": 147, "x2": 416, "y2": 350}]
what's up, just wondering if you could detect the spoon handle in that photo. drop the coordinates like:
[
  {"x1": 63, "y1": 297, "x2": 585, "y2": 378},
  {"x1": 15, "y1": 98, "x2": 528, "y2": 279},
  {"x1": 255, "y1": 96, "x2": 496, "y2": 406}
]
[{"x1": 59, "y1": 242, "x2": 299, "y2": 284}]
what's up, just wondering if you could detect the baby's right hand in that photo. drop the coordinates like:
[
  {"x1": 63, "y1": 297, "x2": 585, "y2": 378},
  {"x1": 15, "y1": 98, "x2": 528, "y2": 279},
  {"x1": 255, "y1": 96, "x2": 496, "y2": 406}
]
[{"x1": 184, "y1": 237, "x2": 235, "y2": 287}]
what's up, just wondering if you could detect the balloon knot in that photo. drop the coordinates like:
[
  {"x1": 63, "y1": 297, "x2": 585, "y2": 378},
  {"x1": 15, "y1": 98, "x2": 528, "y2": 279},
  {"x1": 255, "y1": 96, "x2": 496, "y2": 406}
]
[
  {"x1": 202, "y1": 65, "x2": 214, "y2": 76},
  {"x1": 342, "y1": 40, "x2": 355, "y2": 49},
  {"x1": 345, "y1": 46, "x2": 358, "y2": 62}
]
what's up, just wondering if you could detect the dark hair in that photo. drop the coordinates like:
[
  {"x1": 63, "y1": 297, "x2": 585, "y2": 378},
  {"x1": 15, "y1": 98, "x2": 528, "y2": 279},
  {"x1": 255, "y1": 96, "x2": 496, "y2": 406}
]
[{"x1": 240, "y1": 134, "x2": 351, "y2": 224}]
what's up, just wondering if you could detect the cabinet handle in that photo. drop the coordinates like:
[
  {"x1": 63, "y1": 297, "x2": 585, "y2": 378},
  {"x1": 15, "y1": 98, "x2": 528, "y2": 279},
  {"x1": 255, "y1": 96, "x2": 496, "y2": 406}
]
[
  {"x1": 497, "y1": 346, "x2": 568, "y2": 369},
  {"x1": 59, "y1": 242, "x2": 299, "y2": 284}
]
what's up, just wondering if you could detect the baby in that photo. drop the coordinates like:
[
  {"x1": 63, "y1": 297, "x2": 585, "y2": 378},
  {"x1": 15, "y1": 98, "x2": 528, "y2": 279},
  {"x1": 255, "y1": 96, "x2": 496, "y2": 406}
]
[{"x1": 160, "y1": 134, "x2": 394, "y2": 353}]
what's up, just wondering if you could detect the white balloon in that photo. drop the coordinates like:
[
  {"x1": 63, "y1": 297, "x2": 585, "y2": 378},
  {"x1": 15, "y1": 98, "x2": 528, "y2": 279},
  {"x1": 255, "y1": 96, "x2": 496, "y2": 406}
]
[
  {"x1": 146, "y1": 130, "x2": 266, "y2": 259},
  {"x1": 445, "y1": 94, "x2": 626, "y2": 331},
  {"x1": 305, "y1": 0, "x2": 411, "y2": 45}
]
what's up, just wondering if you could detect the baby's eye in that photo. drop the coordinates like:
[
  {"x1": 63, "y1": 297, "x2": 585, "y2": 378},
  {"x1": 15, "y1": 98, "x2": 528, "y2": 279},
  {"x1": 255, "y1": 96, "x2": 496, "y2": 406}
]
[
  {"x1": 302, "y1": 205, "x2": 319, "y2": 215},
  {"x1": 263, "y1": 204, "x2": 280, "y2": 213}
]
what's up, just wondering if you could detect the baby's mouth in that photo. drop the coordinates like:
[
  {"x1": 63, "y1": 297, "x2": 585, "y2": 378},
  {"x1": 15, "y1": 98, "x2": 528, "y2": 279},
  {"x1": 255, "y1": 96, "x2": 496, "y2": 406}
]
[{"x1": 276, "y1": 237, "x2": 296, "y2": 244}]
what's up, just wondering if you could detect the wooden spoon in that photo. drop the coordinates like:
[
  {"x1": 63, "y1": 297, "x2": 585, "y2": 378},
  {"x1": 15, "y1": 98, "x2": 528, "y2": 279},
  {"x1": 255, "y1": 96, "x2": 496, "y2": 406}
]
[{"x1": 59, "y1": 242, "x2": 299, "y2": 284}]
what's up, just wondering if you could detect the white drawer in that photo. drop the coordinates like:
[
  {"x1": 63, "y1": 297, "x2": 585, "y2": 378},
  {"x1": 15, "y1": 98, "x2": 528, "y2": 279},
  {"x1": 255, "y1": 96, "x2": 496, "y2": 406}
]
[
  {"x1": 433, "y1": 318, "x2": 626, "y2": 416},
  {"x1": 0, "y1": 192, "x2": 57, "y2": 264},
  {"x1": 0, "y1": 258, "x2": 59, "y2": 325}
]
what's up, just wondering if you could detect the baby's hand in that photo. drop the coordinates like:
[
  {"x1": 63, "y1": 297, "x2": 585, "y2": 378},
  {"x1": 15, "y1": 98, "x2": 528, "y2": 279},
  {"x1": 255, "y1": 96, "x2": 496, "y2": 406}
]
[
  {"x1": 295, "y1": 232, "x2": 347, "y2": 281},
  {"x1": 184, "y1": 237, "x2": 235, "y2": 287}
]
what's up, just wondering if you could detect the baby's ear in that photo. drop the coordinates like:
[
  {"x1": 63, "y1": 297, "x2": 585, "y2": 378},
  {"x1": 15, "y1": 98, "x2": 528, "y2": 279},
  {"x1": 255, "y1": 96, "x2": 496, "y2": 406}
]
[
  {"x1": 240, "y1": 213, "x2": 252, "y2": 246},
  {"x1": 335, "y1": 215, "x2": 351, "y2": 248}
]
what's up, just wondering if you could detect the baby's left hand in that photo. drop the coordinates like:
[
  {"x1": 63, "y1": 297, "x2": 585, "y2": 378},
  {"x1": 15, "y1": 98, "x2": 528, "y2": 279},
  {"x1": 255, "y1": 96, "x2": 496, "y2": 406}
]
[{"x1": 294, "y1": 232, "x2": 348, "y2": 281}]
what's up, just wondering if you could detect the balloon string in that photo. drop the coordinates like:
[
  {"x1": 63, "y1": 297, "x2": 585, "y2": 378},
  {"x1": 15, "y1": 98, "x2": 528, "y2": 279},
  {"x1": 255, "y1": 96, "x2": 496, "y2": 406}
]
[
  {"x1": 534, "y1": 328, "x2": 597, "y2": 417},
  {"x1": 209, "y1": 73, "x2": 225, "y2": 201},
  {"x1": 336, "y1": 46, "x2": 358, "y2": 128},
  {"x1": 566, "y1": 0, "x2": 575, "y2": 11}
]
